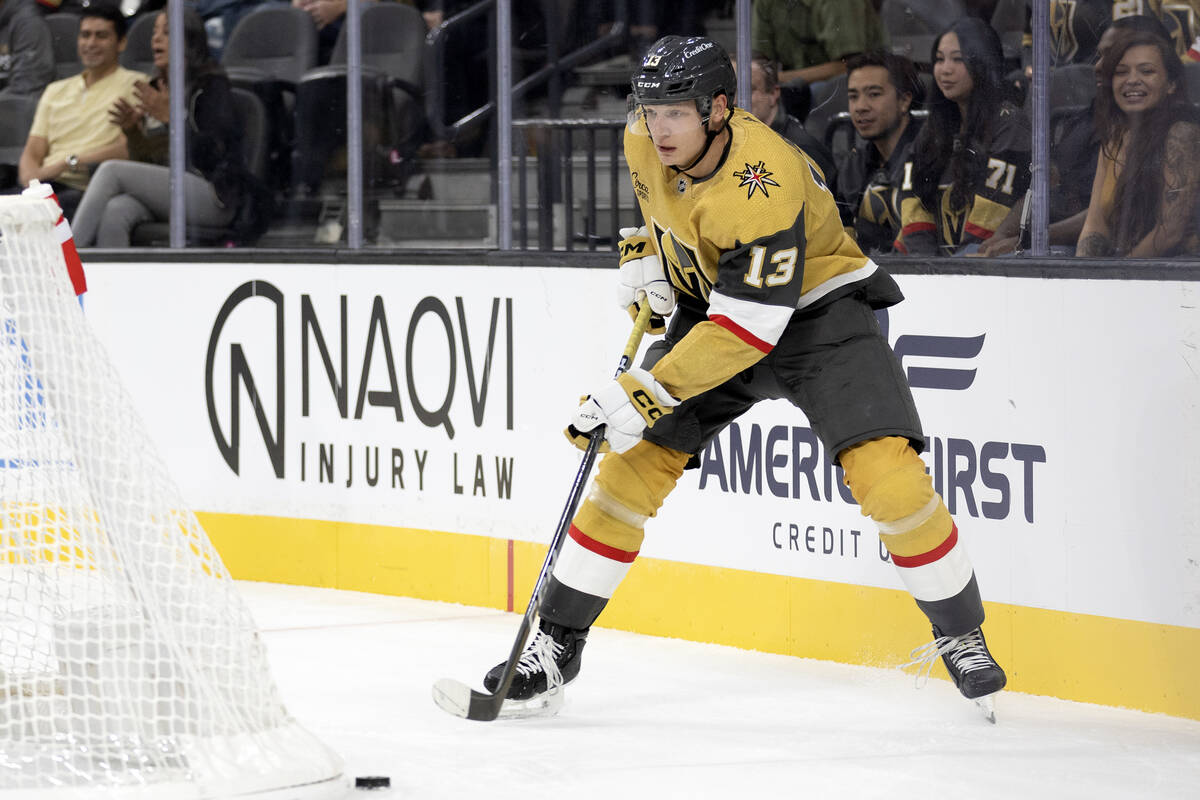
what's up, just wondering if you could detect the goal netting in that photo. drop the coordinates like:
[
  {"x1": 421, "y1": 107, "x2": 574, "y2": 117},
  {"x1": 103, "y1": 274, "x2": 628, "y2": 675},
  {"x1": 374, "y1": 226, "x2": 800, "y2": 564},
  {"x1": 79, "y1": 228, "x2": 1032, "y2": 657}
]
[{"x1": 0, "y1": 196, "x2": 343, "y2": 797}]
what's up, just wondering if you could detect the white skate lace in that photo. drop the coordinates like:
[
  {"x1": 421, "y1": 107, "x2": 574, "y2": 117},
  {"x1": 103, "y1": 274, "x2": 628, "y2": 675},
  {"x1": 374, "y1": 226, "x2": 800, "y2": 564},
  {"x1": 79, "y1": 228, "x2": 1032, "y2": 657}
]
[
  {"x1": 899, "y1": 629, "x2": 992, "y2": 688},
  {"x1": 515, "y1": 630, "x2": 565, "y2": 692}
]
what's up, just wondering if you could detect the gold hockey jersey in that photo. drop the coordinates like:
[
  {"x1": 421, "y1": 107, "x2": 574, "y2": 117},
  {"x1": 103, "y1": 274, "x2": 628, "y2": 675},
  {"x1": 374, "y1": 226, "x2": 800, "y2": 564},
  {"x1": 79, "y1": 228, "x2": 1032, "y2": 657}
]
[{"x1": 625, "y1": 109, "x2": 902, "y2": 403}]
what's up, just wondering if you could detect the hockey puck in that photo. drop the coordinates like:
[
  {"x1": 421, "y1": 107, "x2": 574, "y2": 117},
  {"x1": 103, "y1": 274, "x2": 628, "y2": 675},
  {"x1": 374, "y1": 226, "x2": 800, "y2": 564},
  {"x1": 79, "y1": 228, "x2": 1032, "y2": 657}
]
[{"x1": 355, "y1": 775, "x2": 391, "y2": 790}]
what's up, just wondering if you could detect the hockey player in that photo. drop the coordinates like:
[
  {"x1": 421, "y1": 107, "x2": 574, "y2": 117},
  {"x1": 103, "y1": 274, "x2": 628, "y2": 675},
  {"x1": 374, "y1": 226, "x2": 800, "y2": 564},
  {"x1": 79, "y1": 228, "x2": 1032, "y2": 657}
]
[{"x1": 484, "y1": 36, "x2": 1006, "y2": 714}]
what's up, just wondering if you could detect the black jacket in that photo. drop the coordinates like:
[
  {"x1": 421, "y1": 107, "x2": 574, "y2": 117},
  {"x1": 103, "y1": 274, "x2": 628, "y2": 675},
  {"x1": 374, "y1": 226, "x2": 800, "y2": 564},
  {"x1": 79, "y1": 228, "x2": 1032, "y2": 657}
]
[
  {"x1": 0, "y1": 0, "x2": 54, "y2": 96},
  {"x1": 835, "y1": 116, "x2": 921, "y2": 255},
  {"x1": 125, "y1": 71, "x2": 249, "y2": 210}
]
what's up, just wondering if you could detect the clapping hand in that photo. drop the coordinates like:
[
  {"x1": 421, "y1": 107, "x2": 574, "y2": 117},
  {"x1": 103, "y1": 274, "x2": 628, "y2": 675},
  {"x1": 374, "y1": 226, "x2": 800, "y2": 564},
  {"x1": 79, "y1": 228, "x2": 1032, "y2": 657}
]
[
  {"x1": 134, "y1": 80, "x2": 170, "y2": 124},
  {"x1": 108, "y1": 96, "x2": 143, "y2": 132}
]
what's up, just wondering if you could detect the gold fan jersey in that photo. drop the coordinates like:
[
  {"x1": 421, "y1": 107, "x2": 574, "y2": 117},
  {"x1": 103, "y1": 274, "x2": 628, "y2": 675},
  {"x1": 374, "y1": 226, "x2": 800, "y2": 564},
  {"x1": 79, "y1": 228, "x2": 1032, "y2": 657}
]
[
  {"x1": 1141, "y1": 0, "x2": 1200, "y2": 59},
  {"x1": 1030, "y1": 2, "x2": 1200, "y2": 64},
  {"x1": 624, "y1": 109, "x2": 902, "y2": 404}
]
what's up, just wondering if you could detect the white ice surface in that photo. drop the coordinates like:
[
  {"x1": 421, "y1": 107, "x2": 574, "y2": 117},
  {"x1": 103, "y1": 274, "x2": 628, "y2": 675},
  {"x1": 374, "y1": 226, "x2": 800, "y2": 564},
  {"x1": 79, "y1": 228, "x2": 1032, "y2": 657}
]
[{"x1": 244, "y1": 581, "x2": 1200, "y2": 800}]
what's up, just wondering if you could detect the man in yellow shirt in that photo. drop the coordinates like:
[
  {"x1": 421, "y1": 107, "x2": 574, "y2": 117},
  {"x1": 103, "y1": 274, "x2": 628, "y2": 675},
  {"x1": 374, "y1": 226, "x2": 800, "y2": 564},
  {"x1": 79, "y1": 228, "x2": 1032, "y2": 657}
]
[
  {"x1": 17, "y1": 1, "x2": 146, "y2": 218},
  {"x1": 481, "y1": 36, "x2": 1007, "y2": 720}
]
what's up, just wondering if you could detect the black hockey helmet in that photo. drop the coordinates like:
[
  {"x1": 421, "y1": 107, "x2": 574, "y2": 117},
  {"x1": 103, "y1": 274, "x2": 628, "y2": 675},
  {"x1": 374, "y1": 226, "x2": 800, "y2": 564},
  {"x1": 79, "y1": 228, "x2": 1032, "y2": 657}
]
[{"x1": 630, "y1": 35, "x2": 736, "y2": 116}]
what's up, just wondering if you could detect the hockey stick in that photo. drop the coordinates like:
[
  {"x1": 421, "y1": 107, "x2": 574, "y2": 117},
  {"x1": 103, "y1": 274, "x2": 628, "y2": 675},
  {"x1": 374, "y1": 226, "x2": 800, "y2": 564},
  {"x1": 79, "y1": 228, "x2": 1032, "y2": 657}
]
[{"x1": 432, "y1": 303, "x2": 653, "y2": 721}]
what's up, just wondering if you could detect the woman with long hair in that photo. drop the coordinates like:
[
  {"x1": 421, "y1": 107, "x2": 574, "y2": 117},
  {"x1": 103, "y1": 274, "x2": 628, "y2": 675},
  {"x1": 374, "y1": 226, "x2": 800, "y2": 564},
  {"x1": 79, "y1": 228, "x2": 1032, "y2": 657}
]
[
  {"x1": 894, "y1": 17, "x2": 1031, "y2": 255},
  {"x1": 72, "y1": 8, "x2": 262, "y2": 246},
  {"x1": 1076, "y1": 28, "x2": 1200, "y2": 257}
]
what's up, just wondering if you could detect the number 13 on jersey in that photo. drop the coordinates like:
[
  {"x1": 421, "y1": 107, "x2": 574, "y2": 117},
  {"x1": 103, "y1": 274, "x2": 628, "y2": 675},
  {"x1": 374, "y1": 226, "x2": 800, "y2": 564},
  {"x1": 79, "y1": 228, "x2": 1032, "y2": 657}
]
[{"x1": 743, "y1": 245, "x2": 798, "y2": 288}]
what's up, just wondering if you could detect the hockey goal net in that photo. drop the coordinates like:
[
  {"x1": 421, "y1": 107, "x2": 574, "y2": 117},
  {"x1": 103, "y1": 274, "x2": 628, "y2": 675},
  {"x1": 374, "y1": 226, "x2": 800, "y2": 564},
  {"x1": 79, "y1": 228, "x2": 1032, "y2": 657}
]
[{"x1": 0, "y1": 196, "x2": 343, "y2": 797}]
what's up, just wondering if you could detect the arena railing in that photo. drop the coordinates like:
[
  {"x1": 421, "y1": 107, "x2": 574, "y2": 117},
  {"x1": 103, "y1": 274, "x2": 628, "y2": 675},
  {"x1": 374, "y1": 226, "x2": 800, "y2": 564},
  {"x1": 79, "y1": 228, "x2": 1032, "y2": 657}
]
[{"x1": 113, "y1": 0, "x2": 1199, "y2": 263}]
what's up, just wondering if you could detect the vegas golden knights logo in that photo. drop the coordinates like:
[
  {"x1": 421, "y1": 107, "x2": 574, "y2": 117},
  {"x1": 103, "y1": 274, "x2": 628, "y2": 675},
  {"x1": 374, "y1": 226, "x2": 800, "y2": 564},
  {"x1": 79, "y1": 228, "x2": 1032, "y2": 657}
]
[
  {"x1": 859, "y1": 185, "x2": 898, "y2": 228},
  {"x1": 652, "y1": 222, "x2": 712, "y2": 302},
  {"x1": 1049, "y1": 1, "x2": 1079, "y2": 64},
  {"x1": 1162, "y1": 4, "x2": 1197, "y2": 58},
  {"x1": 939, "y1": 190, "x2": 968, "y2": 250}
]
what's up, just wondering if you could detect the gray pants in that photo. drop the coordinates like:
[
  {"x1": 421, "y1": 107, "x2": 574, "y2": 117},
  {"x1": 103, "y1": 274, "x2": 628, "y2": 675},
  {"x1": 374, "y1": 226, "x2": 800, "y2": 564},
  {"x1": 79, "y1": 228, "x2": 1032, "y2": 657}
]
[{"x1": 73, "y1": 160, "x2": 235, "y2": 247}]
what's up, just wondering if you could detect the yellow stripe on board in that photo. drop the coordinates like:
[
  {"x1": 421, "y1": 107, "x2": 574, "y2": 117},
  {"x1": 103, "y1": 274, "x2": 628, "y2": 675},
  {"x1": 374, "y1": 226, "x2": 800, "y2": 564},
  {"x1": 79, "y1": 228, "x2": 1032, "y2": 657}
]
[{"x1": 199, "y1": 512, "x2": 1200, "y2": 721}]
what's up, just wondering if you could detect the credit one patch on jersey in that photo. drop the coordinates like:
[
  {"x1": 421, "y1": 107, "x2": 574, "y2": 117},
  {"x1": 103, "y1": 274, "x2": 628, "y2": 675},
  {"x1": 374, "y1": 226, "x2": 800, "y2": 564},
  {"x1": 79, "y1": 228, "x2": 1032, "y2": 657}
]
[{"x1": 733, "y1": 161, "x2": 780, "y2": 199}]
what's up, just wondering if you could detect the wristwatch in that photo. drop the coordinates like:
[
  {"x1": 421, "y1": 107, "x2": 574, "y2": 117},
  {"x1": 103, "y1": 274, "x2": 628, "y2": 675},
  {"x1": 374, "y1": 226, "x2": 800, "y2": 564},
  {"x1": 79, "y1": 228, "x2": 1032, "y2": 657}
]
[{"x1": 66, "y1": 154, "x2": 79, "y2": 170}]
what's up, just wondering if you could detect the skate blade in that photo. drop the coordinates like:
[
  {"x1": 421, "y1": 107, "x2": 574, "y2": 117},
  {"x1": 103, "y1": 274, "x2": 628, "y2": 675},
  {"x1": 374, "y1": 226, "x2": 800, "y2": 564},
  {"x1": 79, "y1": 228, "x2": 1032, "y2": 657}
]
[
  {"x1": 973, "y1": 692, "x2": 997, "y2": 724},
  {"x1": 496, "y1": 688, "x2": 565, "y2": 720}
]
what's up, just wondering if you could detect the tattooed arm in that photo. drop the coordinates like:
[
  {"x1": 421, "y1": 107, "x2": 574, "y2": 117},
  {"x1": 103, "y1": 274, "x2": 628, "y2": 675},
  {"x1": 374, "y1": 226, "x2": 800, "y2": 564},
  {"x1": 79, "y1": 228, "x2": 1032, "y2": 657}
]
[
  {"x1": 1077, "y1": 232, "x2": 1115, "y2": 256},
  {"x1": 1128, "y1": 122, "x2": 1200, "y2": 258},
  {"x1": 1076, "y1": 149, "x2": 1115, "y2": 257}
]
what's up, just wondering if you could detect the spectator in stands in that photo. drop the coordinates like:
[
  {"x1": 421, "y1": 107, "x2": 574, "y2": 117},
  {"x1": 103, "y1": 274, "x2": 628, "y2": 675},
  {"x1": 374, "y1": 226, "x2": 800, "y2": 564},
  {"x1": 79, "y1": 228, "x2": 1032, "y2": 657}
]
[
  {"x1": 1020, "y1": 0, "x2": 1110, "y2": 71},
  {"x1": 16, "y1": 2, "x2": 145, "y2": 219},
  {"x1": 742, "y1": 54, "x2": 838, "y2": 186},
  {"x1": 981, "y1": 12, "x2": 1174, "y2": 256},
  {"x1": 190, "y1": 0, "x2": 267, "y2": 59},
  {"x1": 293, "y1": 0, "x2": 344, "y2": 65},
  {"x1": 73, "y1": 8, "x2": 263, "y2": 246},
  {"x1": 894, "y1": 17, "x2": 1030, "y2": 255},
  {"x1": 0, "y1": 0, "x2": 54, "y2": 96},
  {"x1": 751, "y1": 0, "x2": 886, "y2": 88},
  {"x1": 1019, "y1": 3, "x2": 1188, "y2": 75},
  {"x1": 1076, "y1": 27, "x2": 1200, "y2": 256},
  {"x1": 835, "y1": 50, "x2": 922, "y2": 254}
]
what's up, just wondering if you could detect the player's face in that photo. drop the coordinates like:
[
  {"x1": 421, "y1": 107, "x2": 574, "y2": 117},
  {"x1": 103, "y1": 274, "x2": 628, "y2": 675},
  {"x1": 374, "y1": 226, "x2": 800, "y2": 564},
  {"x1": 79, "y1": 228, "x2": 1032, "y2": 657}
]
[
  {"x1": 151, "y1": 13, "x2": 169, "y2": 71},
  {"x1": 847, "y1": 66, "x2": 909, "y2": 141},
  {"x1": 933, "y1": 33, "x2": 974, "y2": 104},
  {"x1": 78, "y1": 18, "x2": 124, "y2": 71},
  {"x1": 1113, "y1": 44, "x2": 1173, "y2": 115},
  {"x1": 634, "y1": 101, "x2": 708, "y2": 167}
]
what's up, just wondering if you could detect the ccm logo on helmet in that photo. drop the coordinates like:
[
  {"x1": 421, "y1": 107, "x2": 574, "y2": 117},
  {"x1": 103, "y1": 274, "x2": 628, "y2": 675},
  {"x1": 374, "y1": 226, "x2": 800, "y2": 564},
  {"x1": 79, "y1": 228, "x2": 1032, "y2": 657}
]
[{"x1": 637, "y1": 81, "x2": 661, "y2": 88}]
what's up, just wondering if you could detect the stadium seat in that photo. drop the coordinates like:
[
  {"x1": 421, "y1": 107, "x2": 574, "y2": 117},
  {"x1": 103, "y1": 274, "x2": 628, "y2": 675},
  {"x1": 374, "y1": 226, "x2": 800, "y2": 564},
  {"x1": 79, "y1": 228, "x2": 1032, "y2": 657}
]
[
  {"x1": 220, "y1": 5, "x2": 319, "y2": 194},
  {"x1": 291, "y1": 2, "x2": 426, "y2": 196},
  {"x1": 804, "y1": 74, "x2": 848, "y2": 155},
  {"x1": 221, "y1": 5, "x2": 318, "y2": 87},
  {"x1": 0, "y1": 94, "x2": 38, "y2": 188},
  {"x1": 990, "y1": 0, "x2": 1026, "y2": 64},
  {"x1": 119, "y1": 13, "x2": 156, "y2": 77},
  {"x1": 1045, "y1": 63, "x2": 1097, "y2": 109},
  {"x1": 1185, "y1": 61, "x2": 1200, "y2": 106},
  {"x1": 232, "y1": 87, "x2": 270, "y2": 181},
  {"x1": 129, "y1": 88, "x2": 272, "y2": 246},
  {"x1": 881, "y1": 0, "x2": 967, "y2": 31},
  {"x1": 46, "y1": 13, "x2": 81, "y2": 81},
  {"x1": 880, "y1": 0, "x2": 967, "y2": 65}
]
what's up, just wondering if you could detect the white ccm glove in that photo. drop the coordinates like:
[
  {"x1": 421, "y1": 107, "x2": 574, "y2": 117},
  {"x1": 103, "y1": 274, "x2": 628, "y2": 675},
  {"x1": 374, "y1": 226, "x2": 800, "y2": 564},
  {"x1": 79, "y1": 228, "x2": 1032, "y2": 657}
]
[
  {"x1": 566, "y1": 367, "x2": 680, "y2": 454},
  {"x1": 616, "y1": 226, "x2": 676, "y2": 335}
]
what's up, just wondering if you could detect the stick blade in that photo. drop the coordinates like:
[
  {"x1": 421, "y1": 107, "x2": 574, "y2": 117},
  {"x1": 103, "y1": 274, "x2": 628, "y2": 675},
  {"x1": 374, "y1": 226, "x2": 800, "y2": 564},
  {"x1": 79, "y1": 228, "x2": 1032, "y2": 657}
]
[{"x1": 432, "y1": 678, "x2": 504, "y2": 721}]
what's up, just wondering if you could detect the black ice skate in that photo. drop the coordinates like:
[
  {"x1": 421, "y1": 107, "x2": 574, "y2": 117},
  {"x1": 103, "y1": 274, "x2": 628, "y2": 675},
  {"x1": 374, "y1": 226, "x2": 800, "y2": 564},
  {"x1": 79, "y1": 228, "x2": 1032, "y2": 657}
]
[
  {"x1": 902, "y1": 626, "x2": 1007, "y2": 722},
  {"x1": 481, "y1": 619, "x2": 588, "y2": 718}
]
